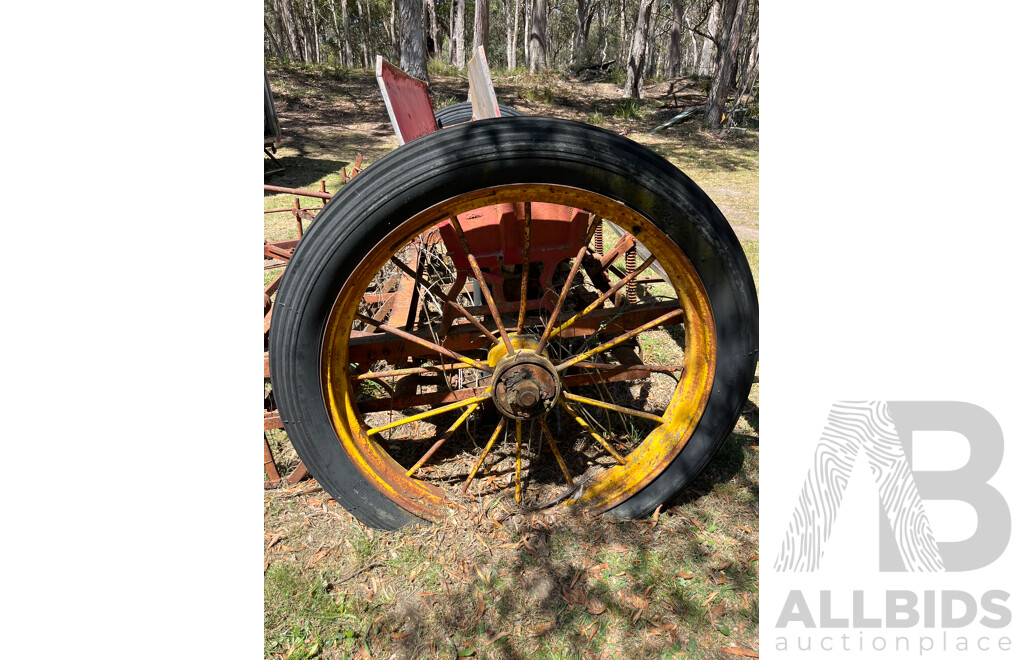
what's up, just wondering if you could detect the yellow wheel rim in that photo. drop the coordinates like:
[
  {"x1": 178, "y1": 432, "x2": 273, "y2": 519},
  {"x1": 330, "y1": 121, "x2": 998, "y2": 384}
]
[{"x1": 321, "y1": 184, "x2": 715, "y2": 521}]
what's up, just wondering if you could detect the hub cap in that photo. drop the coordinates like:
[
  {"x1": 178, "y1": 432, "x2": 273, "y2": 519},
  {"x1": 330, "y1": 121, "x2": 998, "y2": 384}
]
[{"x1": 491, "y1": 350, "x2": 561, "y2": 420}]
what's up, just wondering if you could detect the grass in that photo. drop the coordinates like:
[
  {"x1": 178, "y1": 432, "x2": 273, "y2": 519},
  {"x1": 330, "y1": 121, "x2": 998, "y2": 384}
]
[
  {"x1": 613, "y1": 98, "x2": 648, "y2": 120},
  {"x1": 265, "y1": 66, "x2": 759, "y2": 660}
]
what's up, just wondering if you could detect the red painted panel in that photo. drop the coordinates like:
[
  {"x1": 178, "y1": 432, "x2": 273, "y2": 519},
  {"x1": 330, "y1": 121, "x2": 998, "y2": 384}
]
[{"x1": 376, "y1": 58, "x2": 437, "y2": 144}]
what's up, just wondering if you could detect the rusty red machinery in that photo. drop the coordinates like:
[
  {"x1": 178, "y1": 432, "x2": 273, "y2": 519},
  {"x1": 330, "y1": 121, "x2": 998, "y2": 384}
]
[{"x1": 264, "y1": 50, "x2": 758, "y2": 529}]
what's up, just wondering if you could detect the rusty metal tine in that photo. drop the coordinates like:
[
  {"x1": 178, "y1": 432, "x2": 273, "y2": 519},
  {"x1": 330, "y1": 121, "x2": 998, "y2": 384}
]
[
  {"x1": 355, "y1": 313, "x2": 491, "y2": 371},
  {"x1": 353, "y1": 363, "x2": 474, "y2": 380},
  {"x1": 517, "y1": 202, "x2": 531, "y2": 333},
  {"x1": 388, "y1": 256, "x2": 499, "y2": 345},
  {"x1": 556, "y1": 308, "x2": 685, "y2": 371},
  {"x1": 559, "y1": 399, "x2": 627, "y2": 464},
  {"x1": 549, "y1": 254, "x2": 658, "y2": 339},
  {"x1": 263, "y1": 184, "x2": 333, "y2": 200},
  {"x1": 447, "y1": 216, "x2": 515, "y2": 354},
  {"x1": 535, "y1": 214, "x2": 600, "y2": 354}
]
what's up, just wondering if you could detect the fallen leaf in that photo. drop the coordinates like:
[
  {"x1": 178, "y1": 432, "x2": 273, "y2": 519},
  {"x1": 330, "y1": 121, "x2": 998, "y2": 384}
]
[
  {"x1": 652, "y1": 504, "x2": 663, "y2": 524},
  {"x1": 748, "y1": 554, "x2": 759, "y2": 564},
  {"x1": 585, "y1": 620, "x2": 600, "y2": 643},
  {"x1": 308, "y1": 498, "x2": 322, "y2": 506},
  {"x1": 305, "y1": 549, "x2": 329, "y2": 568},
  {"x1": 390, "y1": 631, "x2": 411, "y2": 639},
  {"x1": 711, "y1": 603, "x2": 726, "y2": 618},
  {"x1": 586, "y1": 600, "x2": 606, "y2": 615},
  {"x1": 483, "y1": 630, "x2": 510, "y2": 645},
  {"x1": 476, "y1": 593, "x2": 486, "y2": 620},
  {"x1": 702, "y1": 591, "x2": 720, "y2": 607},
  {"x1": 738, "y1": 525, "x2": 752, "y2": 534},
  {"x1": 529, "y1": 619, "x2": 556, "y2": 636},
  {"x1": 711, "y1": 573, "x2": 728, "y2": 585},
  {"x1": 266, "y1": 533, "x2": 283, "y2": 549},
  {"x1": 721, "y1": 647, "x2": 759, "y2": 658},
  {"x1": 675, "y1": 570, "x2": 694, "y2": 579}
]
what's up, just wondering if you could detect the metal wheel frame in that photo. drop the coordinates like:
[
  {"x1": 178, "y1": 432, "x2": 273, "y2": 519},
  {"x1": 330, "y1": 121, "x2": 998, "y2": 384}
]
[{"x1": 321, "y1": 184, "x2": 716, "y2": 522}]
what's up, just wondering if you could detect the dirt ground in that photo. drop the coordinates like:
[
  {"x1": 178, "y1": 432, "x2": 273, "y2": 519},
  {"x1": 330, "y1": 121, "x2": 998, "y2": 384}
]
[{"x1": 264, "y1": 64, "x2": 759, "y2": 660}]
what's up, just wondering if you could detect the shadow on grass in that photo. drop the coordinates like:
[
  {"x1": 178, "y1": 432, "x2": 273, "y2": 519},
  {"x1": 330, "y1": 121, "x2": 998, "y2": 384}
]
[{"x1": 264, "y1": 156, "x2": 352, "y2": 190}]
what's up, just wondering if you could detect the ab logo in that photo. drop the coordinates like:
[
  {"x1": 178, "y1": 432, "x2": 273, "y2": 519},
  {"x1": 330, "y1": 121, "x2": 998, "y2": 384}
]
[{"x1": 775, "y1": 401, "x2": 1010, "y2": 572}]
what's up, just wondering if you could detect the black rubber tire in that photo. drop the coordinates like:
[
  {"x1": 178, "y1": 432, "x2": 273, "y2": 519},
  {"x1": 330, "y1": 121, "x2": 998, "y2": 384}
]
[
  {"x1": 434, "y1": 101, "x2": 524, "y2": 128},
  {"x1": 270, "y1": 117, "x2": 758, "y2": 529}
]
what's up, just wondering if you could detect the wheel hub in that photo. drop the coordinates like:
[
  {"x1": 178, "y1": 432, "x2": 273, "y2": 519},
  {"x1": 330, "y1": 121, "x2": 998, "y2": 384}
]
[{"x1": 490, "y1": 344, "x2": 561, "y2": 420}]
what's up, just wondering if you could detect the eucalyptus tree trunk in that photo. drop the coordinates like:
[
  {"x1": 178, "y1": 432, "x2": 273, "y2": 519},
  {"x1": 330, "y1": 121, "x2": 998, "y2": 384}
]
[
  {"x1": 390, "y1": 0, "x2": 397, "y2": 57},
  {"x1": 265, "y1": 19, "x2": 286, "y2": 60},
  {"x1": 308, "y1": 0, "x2": 322, "y2": 63},
  {"x1": 622, "y1": 0, "x2": 654, "y2": 98},
  {"x1": 452, "y1": 0, "x2": 466, "y2": 67},
  {"x1": 703, "y1": 0, "x2": 748, "y2": 128},
  {"x1": 681, "y1": 6, "x2": 698, "y2": 72},
  {"x1": 572, "y1": 0, "x2": 587, "y2": 65},
  {"x1": 399, "y1": 0, "x2": 430, "y2": 81},
  {"x1": 473, "y1": 0, "x2": 490, "y2": 57},
  {"x1": 668, "y1": 0, "x2": 682, "y2": 77},
  {"x1": 329, "y1": 0, "x2": 352, "y2": 67},
  {"x1": 528, "y1": 0, "x2": 547, "y2": 72},
  {"x1": 425, "y1": 0, "x2": 440, "y2": 57},
  {"x1": 524, "y1": 0, "x2": 531, "y2": 62},
  {"x1": 645, "y1": 0, "x2": 658, "y2": 78},
  {"x1": 618, "y1": 0, "x2": 627, "y2": 64},
  {"x1": 270, "y1": 4, "x2": 290, "y2": 60},
  {"x1": 277, "y1": 0, "x2": 303, "y2": 61},
  {"x1": 505, "y1": 0, "x2": 520, "y2": 68},
  {"x1": 698, "y1": 0, "x2": 720, "y2": 76},
  {"x1": 355, "y1": 0, "x2": 370, "y2": 67}
]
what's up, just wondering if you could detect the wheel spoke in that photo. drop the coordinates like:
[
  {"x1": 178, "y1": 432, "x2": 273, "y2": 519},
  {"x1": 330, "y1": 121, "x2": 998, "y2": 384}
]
[
  {"x1": 558, "y1": 399, "x2": 627, "y2": 464},
  {"x1": 406, "y1": 399, "x2": 484, "y2": 476},
  {"x1": 572, "y1": 360, "x2": 685, "y2": 373},
  {"x1": 535, "y1": 214, "x2": 601, "y2": 354},
  {"x1": 447, "y1": 216, "x2": 515, "y2": 354},
  {"x1": 515, "y1": 420, "x2": 524, "y2": 503},
  {"x1": 366, "y1": 393, "x2": 490, "y2": 436},
  {"x1": 563, "y1": 390, "x2": 664, "y2": 423},
  {"x1": 445, "y1": 298, "x2": 500, "y2": 345},
  {"x1": 355, "y1": 313, "x2": 491, "y2": 372},
  {"x1": 538, "y1": 418, "x2": 575, "y2": 487},
  {"x1": 462, "y1": 418, "x2": 507, "y2": 494},
  {"x1": 517, "y1": 202, "x2": 531, "y2": 333},
  {"x1": 548, "y1": 253, "x2": 658, "y2": 340},
  {"x1": 555, "y1": 308, "x2": 684, "y2": 372}
]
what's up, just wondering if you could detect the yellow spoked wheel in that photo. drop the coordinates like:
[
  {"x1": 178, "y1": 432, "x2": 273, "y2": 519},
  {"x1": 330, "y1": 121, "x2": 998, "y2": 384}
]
[{"x1": 271, "y1": 118, "x2": 757, "y2": 529}]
